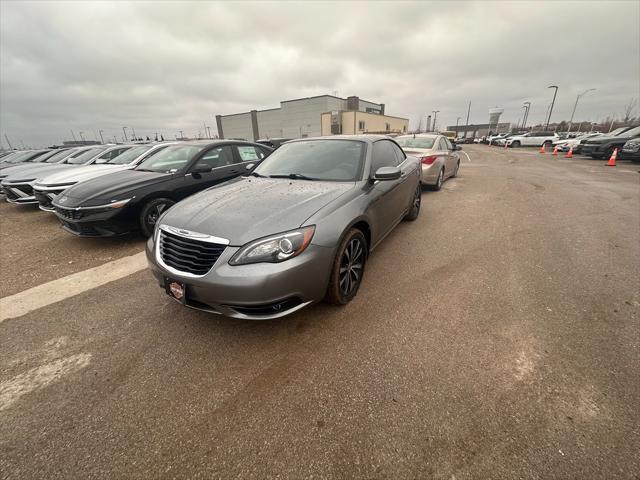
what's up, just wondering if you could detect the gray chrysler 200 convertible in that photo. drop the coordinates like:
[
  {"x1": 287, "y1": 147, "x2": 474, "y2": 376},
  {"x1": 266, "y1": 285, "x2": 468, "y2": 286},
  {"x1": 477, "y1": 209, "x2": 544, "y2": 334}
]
[{"x1": 146, "y1": 135, "x2": 422, "y2": 320}]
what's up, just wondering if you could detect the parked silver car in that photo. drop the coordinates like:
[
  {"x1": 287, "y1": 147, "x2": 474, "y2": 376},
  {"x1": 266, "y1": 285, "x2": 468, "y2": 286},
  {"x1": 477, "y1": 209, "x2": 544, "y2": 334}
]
[
  {"x1": 395, "y1": 134, "x2": 461, "y2": 190},
  {"x1": 146, "y1": 135, "x2": 422, "y2": 320}
]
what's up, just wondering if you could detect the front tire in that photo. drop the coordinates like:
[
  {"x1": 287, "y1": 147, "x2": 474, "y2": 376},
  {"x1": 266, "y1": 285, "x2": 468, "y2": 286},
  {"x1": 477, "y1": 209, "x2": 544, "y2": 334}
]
[
  {"x1": 325, "y1": 229, "x2": 367, "y2": 305},
  {"x1": 452, "y1": 161, "x2": 460, "y2": 178},
  {"x1": 139, "y1": 198, "x2": 175, "y2": 237},
  {"x1": 511, "y1": 140, "x2": 521, "y2": 148}
]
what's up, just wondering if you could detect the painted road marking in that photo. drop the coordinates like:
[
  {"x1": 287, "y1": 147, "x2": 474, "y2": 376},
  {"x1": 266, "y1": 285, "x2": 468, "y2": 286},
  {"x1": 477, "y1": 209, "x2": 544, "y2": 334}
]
[
  {"x1": 460, "y1": 151, "x2": 472, "y2": 163},
  {"x1": 0, "y1": 353, "x2": 91, "y2": 411},
  {"x1": 0, "y1": 251, "x2": 147, "y2": 322}
]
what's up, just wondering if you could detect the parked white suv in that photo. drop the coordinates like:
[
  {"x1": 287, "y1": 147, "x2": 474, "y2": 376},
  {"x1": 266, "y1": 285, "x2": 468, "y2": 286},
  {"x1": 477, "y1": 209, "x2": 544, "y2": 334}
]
[{"x1": 506, "y1": 131, "x2": 559, "y2": 148}]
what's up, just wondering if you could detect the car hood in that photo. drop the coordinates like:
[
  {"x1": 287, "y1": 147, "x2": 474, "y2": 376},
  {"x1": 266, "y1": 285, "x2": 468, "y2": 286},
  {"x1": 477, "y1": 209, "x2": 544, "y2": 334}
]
[
  {"x1": 37, "y1": 164, "x2": 130, "y2": 186},
  {"x1": 56, "y1": 169, "x2": 173, "y2": 207},
  {"x1": 1, "y1": 164, "x2": 78, "y2": 183},
  {"x1": 160, "y1": 177, "x2": 355, "y2": 246}
]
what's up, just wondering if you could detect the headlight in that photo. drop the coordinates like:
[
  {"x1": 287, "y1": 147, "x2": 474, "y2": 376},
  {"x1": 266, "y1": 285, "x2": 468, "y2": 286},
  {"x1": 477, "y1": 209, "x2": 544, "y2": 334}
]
[{"x1": 229, "y1": 226, "x2": 315, "y2": 265}]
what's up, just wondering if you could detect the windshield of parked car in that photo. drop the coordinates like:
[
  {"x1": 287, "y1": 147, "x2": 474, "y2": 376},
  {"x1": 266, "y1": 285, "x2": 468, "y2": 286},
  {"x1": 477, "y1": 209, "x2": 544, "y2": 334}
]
[
  {"x1": 106, "y1": 145, "x2": 153, "y2": 165},
  {"x1": 253, "y1": 139, "x2": 365, "y2": 181},
  {"x1": 65, "y1": 147, "x2": 107, "y2": 164},
  {"x1": 4, "y1": 151, "x2": 32, "y2": 163},
  {"x1": 44, "y1": 149, "x2": 74, "y2": 163},
  {"x1": 21, "y1": 151, "x2": 50, "y2": 162},
  {"x1": 136, "y1": 144, "x2": 206, "y2": 173},
  {"x1": 395, "y1": 137, "x2": 436, "y2": 149},
  {"x1": 608, "y1": 127, "x2": 627, "y2": 136},
  {"x1": 620, "y1": 126, "x2": 640, "y2": 137}
]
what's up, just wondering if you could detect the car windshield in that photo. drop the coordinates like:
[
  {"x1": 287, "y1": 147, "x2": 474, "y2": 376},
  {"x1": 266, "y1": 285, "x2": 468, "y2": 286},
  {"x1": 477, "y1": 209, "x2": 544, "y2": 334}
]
[
  {"x1": 608, "y1": 127, "x2": 627, "y2": 136},
  {"x1": 620, "y1": 126, "x2": 640, "y2": 137},
  {"x1": 65, "y1": 147, "x2": 106, "y2": 164},
  {"x1": 4, "y1": 152, "x2": 31, "y2": 163},
  {"x1": 136, "y1": 144, "x2": 206, "y2": 173},
  {"x1": 253, "y1": 139, "x2": 365, "y2": 182},
  {"x1": 23, "y1": 151, "x2": 51, "y2": 162},
  {"x1": 44, "y1": 149, "x2": 74, "y2": 163},
  {"x1": 395, "y1": 137, "x2": 436, "y2": 149},
  {"x1": 106, "y1": 145, "x2": 154, "y2": 165}
]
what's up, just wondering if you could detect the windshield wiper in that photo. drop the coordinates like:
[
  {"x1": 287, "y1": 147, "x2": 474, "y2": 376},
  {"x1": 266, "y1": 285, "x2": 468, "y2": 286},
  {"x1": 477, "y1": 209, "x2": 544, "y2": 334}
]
[
  {"x1": 136, "y1": 168, "x2": 157, "y2": 172},
  {"x1": 269, "y1": 173, "x2": 318, "y2": 180}
]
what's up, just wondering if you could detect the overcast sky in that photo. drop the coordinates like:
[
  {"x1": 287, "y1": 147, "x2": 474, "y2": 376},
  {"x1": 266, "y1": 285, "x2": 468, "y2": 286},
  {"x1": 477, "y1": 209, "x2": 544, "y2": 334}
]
[{"x1": 1, "y1": 0, "x2": 638, "y2": 147}]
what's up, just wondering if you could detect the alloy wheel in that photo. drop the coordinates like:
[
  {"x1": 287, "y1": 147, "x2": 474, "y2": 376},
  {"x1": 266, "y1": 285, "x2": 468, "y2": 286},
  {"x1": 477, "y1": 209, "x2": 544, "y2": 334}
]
[
  {"x1": 147, "y1": 203, "x2": 168, "y2": 228},
  {"x1": 437, "y1": 169, "x2": 444, "y2": 188},
  {"x1": 339, "y1": 238, "x2": 364, "y2": 295}
]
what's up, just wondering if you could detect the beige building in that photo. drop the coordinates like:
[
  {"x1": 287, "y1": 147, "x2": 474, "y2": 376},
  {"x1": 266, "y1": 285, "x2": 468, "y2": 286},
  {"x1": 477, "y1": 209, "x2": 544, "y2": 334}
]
[{"x1": 321, "y1": 110, "x2": 408, "y2": 136}]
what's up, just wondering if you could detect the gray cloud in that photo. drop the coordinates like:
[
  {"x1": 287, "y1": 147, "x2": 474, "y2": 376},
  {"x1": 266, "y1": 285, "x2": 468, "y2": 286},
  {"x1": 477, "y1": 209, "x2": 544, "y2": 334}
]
[{"x1": 1, "y1": 0, "x2": 638, "y2": 147}]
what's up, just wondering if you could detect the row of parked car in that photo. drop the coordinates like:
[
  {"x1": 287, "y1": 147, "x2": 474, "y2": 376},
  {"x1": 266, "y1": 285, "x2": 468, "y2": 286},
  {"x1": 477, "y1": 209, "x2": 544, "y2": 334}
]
[
  {"x1": 0, "y1": 133, "x2": 461, "y2": 320},
  {"x1": 467, "y1": 125, "x2": 640, "y2": 160}
]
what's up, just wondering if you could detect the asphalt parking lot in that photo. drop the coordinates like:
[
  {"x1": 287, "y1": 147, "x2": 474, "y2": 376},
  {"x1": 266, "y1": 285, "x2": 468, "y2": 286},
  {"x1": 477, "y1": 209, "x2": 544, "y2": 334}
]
[{"x1": 1, "y1": 145, "x2": 638, "y2": 479}]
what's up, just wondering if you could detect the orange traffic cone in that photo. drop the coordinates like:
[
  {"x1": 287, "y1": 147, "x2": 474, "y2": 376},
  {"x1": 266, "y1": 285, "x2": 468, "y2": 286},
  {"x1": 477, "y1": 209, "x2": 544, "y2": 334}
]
[
  {"x1": 606, "y1": 148, "x2": 618, "y2": 166},
  {"x1": 565, "y1": 147, "x2": 573, "y2": 158},
  {"x1": 539, "y1": 144, "x2": 546, "y2": 153},
  {"x1": 552, "y1": 146, "x2": 558, "y2": 156},
  {"x1": 504, "y1": 142, "x2": 508, "y2": 149}
]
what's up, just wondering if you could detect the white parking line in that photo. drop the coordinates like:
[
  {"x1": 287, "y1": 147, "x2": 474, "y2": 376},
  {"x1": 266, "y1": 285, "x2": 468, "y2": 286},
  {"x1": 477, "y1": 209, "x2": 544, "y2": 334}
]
[
  {"x1": 460, "y1": 151, "x2": 472, "y2": 163},
  {"x1": 0, "y1": 251, "x2": 147, "y2": 322}
]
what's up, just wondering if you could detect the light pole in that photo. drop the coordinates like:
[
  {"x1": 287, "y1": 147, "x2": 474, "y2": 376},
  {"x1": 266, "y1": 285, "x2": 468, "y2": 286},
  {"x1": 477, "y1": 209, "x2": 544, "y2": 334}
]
[
  {"x1": 79, "y1": 131, "x2": 85, "y2": 141},
  {"x1": 520, "y1": 106, "x2": 527, "y2": 129},
  {"x1": 455, "y1": 116, "x2": 461, "y2": 135},
  {"x1": 545, "y1": 85, "x2": 558, "y2": 131},
  {"x1": 568, "y1": 88, "x2": 595, "y2": 133},
  {"x1": 432, "y1": 110, "x2": 440, "y2": 132},
  {"x1": 122, "y1": 127, "x2": 128, "y2": 141},
  {"x1": 206, "y1": 126, "x2": 211, "y2": 139},
  {"x1": 131, "y1": 127, "x2": 137, "y2": 140},
  {"x1": 522, "y1": 102, "x2": 531, "y2": 130},
  {"x1": 98, "y1": 130, "x2": 105, "y2": 144}
]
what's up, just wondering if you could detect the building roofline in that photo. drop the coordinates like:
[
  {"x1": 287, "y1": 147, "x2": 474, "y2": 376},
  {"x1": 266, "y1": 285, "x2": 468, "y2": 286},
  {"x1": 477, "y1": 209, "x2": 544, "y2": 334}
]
[
  {"x1": 321, "y1": 111, "x2": 408, "y2": 122},
  {"x1": 281, "y1": 94, "x2": 347, "y2": 104}
]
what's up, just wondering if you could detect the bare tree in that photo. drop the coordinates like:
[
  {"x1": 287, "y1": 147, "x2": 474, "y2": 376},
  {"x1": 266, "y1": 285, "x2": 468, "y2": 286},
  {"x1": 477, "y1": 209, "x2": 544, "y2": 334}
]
[{"x1": 623, "y1": 98, "x2": 637, "y2": 124}]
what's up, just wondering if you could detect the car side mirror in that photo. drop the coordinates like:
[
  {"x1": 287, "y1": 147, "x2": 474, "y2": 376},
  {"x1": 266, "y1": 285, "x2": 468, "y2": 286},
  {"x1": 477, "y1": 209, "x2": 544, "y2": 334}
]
[
  {"x1": 245, "y1": 163, "x2": 255, "y2": 170},
  {"x1": 191, "y1": 164, "x2": 212, "y2": 174},
  {"x1": 374, "y1": 166, "x2": 401, "y2": 181},
  {"x1": 455, "y1": 145, "x2": 462, "y2": 151}
]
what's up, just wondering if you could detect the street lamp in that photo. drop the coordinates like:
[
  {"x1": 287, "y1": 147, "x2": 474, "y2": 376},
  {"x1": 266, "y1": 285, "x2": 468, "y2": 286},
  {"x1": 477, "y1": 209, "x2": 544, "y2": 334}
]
[
  {"x1": 522, "y1": 102, "x2": 531, "y2": 130},
  {"x1": 432, "y1": 110, "x2": 440, "y2": 131},
  {"x1": 545, "y1": 85, "x2": 559, "y2": 131},
  {"x1": 568, "y1": 88, "x2": 595, "y2": 133},
  {"x1": 122, "y1": 127, "x2": 128, "y2": 141},
  {"x1": 455, "y1": 116, "x2": 461, "y2": 134},
  {"x1": 79, "y1": 131, "x2": 85, "y2": 141},
  {"x1": 131, "y1": 127, "x2": 137, "y2": 140},
  {"x1": 98, "y1": 130, "x2": 104, "y2": 144}
]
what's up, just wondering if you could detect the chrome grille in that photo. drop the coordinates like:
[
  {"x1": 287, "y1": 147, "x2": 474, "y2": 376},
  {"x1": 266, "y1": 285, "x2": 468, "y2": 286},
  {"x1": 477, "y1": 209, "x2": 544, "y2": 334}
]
[{"x1": 159, "y1": 229, "x2": 226, "y2": 276}]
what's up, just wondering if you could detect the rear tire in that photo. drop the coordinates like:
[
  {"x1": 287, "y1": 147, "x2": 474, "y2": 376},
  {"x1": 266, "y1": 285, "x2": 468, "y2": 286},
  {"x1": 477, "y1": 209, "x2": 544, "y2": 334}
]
[
  {"x1": 511, "y1": 140, "x2": 521, "y2": 148},
  {"x1": 429, "y1": 168, "x2": 444, "y2": 191},
  {"x1": 139, "y1": 198, "x2": 175, "y2": 237},
  {"x1": 325, "y1": 229, "x2": 367, "y2": 305},
  {"x1": 404, "y1": 185, "x2": 421, "y2": 221}
]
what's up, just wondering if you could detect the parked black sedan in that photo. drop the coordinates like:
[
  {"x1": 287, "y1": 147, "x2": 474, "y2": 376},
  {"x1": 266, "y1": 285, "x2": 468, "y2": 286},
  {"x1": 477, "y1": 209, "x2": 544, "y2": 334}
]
[
  {"x1": 581, "y1": 126, "x2": 639, "y2": 159},
  {"x1": 51, "y1": 140, "x2": 272, "y2": 237}
]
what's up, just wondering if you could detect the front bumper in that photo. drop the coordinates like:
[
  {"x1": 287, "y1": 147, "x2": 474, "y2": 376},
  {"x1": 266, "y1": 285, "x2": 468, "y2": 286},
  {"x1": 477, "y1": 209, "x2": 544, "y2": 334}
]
[
  {"x1": 581, "y1": 144, "x2": 604, "y2": 156},
  {"x1": 621, "y1": 148, "x2": 640, "y2": 161},
  {"x1": 146, "y1": 236, "x2": 336, "y2": 320},
  {"x1": 2, "y1": 182, "x2": 38, "y2": 204},
  {"x1": 52, "y1": 204, "x2": 136, "y2": 237}
]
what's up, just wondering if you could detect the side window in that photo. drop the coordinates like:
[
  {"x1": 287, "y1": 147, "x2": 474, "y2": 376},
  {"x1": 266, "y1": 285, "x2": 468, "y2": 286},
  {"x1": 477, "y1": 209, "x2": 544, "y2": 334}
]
[
  {"x1": 358, "y1": 120, "x2": 366, "y2": 131},
  {"x1": 371, "y1": 140, "x2": 398, "y2": 174},
  {"x1": 435, "y1": 138, "x2": 445, "y2": 150},
  {"x1": 444, "y1": 138, "x2": 454, "y2": 150},
  {"x1": 235, "y1": 145, "x2": 266, "y2": 162},
  {"x1": 390, "y1": 142, "x2": 406, "y2": 164},
  {"x1": 197, "y1": 145, "x2": 236, "y2": 169}
]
